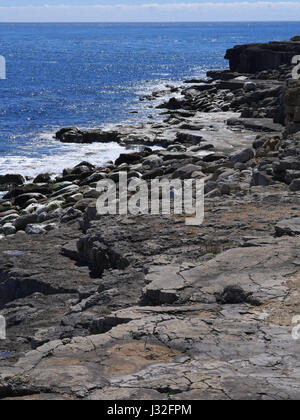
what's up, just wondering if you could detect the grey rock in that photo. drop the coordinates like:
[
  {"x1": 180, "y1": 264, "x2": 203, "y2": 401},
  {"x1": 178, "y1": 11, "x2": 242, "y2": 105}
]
[
  {"x1": 0, "y1": 174, "x2": 25, "y2": 188},
  {"x1": 2, "y1": 223, "x2": 16, "y2": 236},
  {"x1": 244, "y1": 81, "x2": 257, "y2": 92},
  {"x1": 14, "y1": 214, "x2": 39, "y2": 231},
  {"x1": 33, "y1": 173, "x2": 51, "y2": 184},
  {"x1": 231, "y1": 148, "x2": 254, "y2": 164},
  {"x1": 60, "y1": 208, "x2": 83, "y2": 224},
  {"x1": 275, "y1": 217, "x2": 300, "y2": 236},
  {"x1": 0, "y1": 213, "x2": 19, "y2": 226},
  {"x1": 171, "y1": 164, "x2": 203, "y2": 179},
  {"x1": 25, "y1": 224, "x2": 47, "y2": 235},
  {"x1": 289, "y1": 178, "x2": 300, "y2": 191},
  {"x1": 251, "y1": 171, "x2": 272, "y2": 187}
]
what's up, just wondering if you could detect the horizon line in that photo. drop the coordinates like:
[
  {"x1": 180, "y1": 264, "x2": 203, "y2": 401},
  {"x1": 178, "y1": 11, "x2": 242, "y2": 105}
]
[{"x1": 0, "y1": 20, "x2": 300, "y2": 23}]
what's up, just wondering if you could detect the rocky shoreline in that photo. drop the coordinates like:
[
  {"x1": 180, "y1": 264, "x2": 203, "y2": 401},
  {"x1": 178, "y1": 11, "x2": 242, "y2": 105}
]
[{"x1": 1, "y1": 37, "x2": 300, "y2": 400}]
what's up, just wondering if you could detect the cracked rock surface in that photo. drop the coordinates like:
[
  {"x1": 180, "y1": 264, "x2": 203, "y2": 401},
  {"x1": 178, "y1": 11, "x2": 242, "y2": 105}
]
[{"x1": 1, "y1": 189, "x2": 300, "y2": 400}]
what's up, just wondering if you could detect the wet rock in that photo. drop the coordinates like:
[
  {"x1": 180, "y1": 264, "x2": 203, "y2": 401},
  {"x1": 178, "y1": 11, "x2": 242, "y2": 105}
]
[
  {"x1": 253, "y1": 138, "x2": 267, "y2": 149},
  {"x1": 157, "y1": 97, "x2": 183, "y2": 110},
  {"x1": 14, "y1": 193, "x2": 46, "y2": 208},
  {"x1": 51, "y1": 185, "x2": 79, "y2": 198},
  {"x1": 51, "y1": 181, "x2": 73, "y2": 192},
  {"x1": 142, "y1": 155, "x2": 163, "y2": 168},
  {"x1": 202, "y1": 153, "x2": 227, "y2": 163},
  {"x1": 2, "y1": 223, "x2": 16, "y2": 236},
  {"x1": 14, "y1": 214, "x2": 39, "y2": 231},
  {"x1": 33, "y1": 173, "x2": 51, "y2": 184},
  {"x1": 115, "y1": 153, "x2": 143, "y2": 166},
  {"x1": 79, "y1": 172, "x2": 106, "y2": 186},
  {"x1": 60, "y1": 208, "x2": 83, "y2": 224},
  {"x1": 0, "y1": 213, "x2": 19, "y2": 226},
  {"x1": 171, "y1": 164, "x2": 203, "y2": 179},
  {"x1": 4, "y1": 184, "x2": 51, "y2": 201},
  {"x1": 25, "y1": 224, "x2": 47, "y2": 235},
  {"x1": 231, "y1": 148, "x2": 255, "y2": 164},
  {"x1": 0, "y1": 174, "x2": 25, "y2": 189},
  {"x1": 56, "y1": 127, "x2": 118, "y2": 144}
]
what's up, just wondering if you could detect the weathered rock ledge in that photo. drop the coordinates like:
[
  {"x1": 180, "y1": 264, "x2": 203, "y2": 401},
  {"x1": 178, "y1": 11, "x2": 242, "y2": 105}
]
[{"x1": 225, "y1": 37, "x2": 300, "y2": 73}]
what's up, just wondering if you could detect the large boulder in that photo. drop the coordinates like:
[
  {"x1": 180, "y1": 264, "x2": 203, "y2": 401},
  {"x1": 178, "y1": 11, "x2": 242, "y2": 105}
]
[
  {"x1": 0, "y1": 174, "x2": 25, "y2": 190},
  {"x1": 55, "y1": 127, "x2": 118, "y2": 144},
  {"x1": 115, "y1": 153, "x2": 143, "y2": 166},
  {"x1": 3, "y1": 184, "x2": 51, "y2": 200},
  {"x1": 156, "y1": 97, "x2": 183, "y2": 110},
  {"x1": 33, "y1": 173, "x2": 51, "y2": 184},
  {"x1": 14, "y1": 193, "x2": 46, "y2": 208}
]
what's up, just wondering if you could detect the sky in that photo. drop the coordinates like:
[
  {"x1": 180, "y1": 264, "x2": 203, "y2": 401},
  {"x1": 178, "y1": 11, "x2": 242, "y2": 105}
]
[{"x1": 0, "y1": 1, "x2": 300, "y2": 22}]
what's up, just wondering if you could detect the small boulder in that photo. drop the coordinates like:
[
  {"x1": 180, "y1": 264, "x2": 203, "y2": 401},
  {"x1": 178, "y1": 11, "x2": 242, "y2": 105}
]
[
  {"x1": 14, "y1": 193, "x2": 46, "y2": 208},
  {"x1": 244, "y1": 81, "x2": 256, "y2": 92},
  {"x1": 33, "y1": 173, "x2": 51, "y2": 184},
  {"x1": 171, "y1": 164, "x2": 203, "y2": 179},
  {"x1": 231, "y1": 148, "x2": 254, "y2": 164},
  {"x1": 0, "y1": 213, "x2": 19, "y2": 225},
  {"x1": 115, "y1": 153, "x2": 142, "y2": 166},
  {"x1": 60, "y1": 208, "x2": 83, "y2": 224},
  {"x1": 0, "y1": 174, "x2": 25, "y2": 187},
  {"x1": 2, "y1": 223, "x2": 16, "y2": 236},
  {"x1": 14, "y1": 214, "x2": 39, "y2": 231},
  {"x1": 25, "y1": 224, "x2": 46, "y2": 235},
  {"x1": 289, "y1": 178, "x2": 300, "y2": 192},
  {"x1": 251, "y1": 171, "x2": 272, "y2": 187}
]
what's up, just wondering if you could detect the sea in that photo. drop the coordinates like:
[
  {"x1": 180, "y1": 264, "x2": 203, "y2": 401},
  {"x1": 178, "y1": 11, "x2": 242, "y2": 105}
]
[{"x1": 0, "y1": 22, "x2": 300, "y2": 177}]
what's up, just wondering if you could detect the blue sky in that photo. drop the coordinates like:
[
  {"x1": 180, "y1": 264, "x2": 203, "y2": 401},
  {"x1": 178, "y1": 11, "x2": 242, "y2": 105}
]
[{"x1": 0, "y1": 1, "x2": 300, "y2": 22}]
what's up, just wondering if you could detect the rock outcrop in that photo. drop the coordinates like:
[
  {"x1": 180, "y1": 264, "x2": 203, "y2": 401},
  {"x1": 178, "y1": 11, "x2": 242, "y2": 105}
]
[{"x1": 225, "y1": 38, "x2": 300, "y2": 73}]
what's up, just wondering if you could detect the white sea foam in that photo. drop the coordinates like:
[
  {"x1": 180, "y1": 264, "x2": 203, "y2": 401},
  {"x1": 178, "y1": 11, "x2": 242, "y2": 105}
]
[
  {"x1": 0, "y1": 78, "x2": 184, "y2": 179},
  {"x1": 0, "y1": 135, "x2": 137, "y2": 178}
]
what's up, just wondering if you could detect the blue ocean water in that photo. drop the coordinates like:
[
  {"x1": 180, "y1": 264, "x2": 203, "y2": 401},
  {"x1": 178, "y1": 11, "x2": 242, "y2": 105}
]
[{"x1": 0, "y1": 22, "x2": 300, "y2": 176}]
